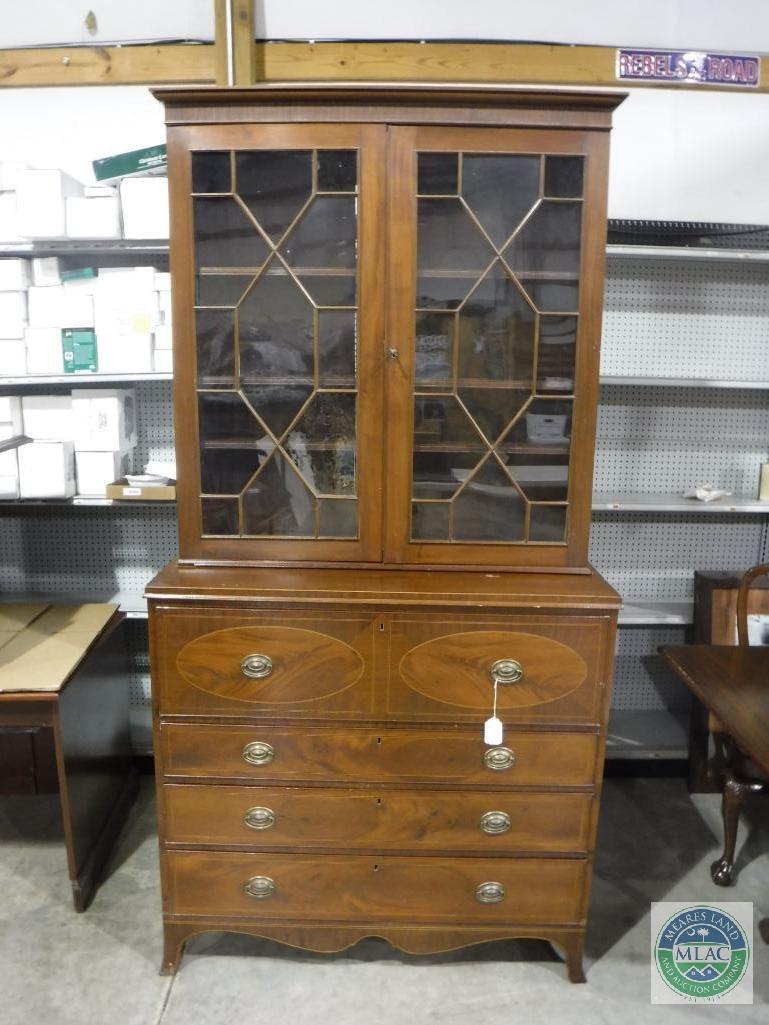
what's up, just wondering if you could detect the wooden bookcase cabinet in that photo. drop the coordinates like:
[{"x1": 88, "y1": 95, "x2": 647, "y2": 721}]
[{"x1": 148, "y1": 84, "x2": 624, "y2": 980}]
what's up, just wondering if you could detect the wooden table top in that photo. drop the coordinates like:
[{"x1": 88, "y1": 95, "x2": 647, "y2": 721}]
[{"x1": 661, "y1": 645, "x2": 769, "y2": 777}]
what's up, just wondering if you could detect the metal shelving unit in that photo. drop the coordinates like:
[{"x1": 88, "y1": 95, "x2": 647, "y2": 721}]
[
  {"x1": 594, "y1": 224, "x2": 769, "y2": 760},
  {"x1": 0, "y1": 239, "x2": 168, "y2": 256},
  {"x1": 0, "y1": 373, "x2": 172, "y2": 387}
]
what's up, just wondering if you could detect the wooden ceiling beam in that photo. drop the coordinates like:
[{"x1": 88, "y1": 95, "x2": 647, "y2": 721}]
[{"x1": 0, "y1": 41, "x2": 765, "y2": 93}]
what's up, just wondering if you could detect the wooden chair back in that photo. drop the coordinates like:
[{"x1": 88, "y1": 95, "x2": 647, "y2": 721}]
[{"x1": 736, "y1": 565, "x2": 769, "y2": 648}]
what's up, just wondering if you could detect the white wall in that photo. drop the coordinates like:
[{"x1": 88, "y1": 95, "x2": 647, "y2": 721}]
[{"x1": 2, "y1": 1, "x2": 769, "y2": 51}]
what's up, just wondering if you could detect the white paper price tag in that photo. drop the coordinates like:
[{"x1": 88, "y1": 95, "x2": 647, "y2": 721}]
[{"x1": 484, "y1": 715, "x2": 504, "y2": 746}]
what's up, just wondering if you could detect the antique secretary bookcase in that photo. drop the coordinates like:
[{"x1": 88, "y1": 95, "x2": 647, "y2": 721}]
[{"x1": 147, "y1": 84, "x2": 625, "y2": 980}]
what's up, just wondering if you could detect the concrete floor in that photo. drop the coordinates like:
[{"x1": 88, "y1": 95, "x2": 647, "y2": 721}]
[{"x1": 0, "y1": 775, "x2": 766, "y2": 1025}]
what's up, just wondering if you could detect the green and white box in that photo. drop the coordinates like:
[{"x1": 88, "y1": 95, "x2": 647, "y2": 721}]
[
  {"x1": 92, "y1": 144, "x2": 167, "y2": 184},
  {"x1": 62, "y1": 328, "x2": 98, "y2": 374}
]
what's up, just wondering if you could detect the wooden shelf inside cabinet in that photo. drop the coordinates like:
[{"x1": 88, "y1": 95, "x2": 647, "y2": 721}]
[{"x1": 593, "y1": 493, "x2": 769, "y2": 514}]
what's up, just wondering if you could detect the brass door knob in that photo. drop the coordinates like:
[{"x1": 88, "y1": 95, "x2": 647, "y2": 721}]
[
  {"x1": 479, "y1": 810, "x2": 511, "y2": 835},
  {"x1": 483, "y1": 746, "x2": 515, "y2": 771},
  {"x1": 244, "y1": 806, "x2": 276, "y2": 831},
  {"x1": 244, "y1": 876, "x2": 276, "y2": 900},
  {"x1": 475, "y1": 881, "x2": 505, "y2": 904},
  {"x1": 490, "y1": 658, "x2": 524, "y2": 685},
  {"x1": 242, "y1": 741, "x2": 275, "y2": 766},
  {"x1": 241, "y1": 653, "x2": 273, "y2": 679}
]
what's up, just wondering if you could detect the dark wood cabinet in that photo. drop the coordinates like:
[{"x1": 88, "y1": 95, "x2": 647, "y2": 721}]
[{"x1": 148, "y1": 84, "x2": 624, "y2": 979}]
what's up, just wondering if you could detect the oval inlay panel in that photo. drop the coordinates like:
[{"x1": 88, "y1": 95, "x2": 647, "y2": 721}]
[
  {"x1": 176, "y1": 626, "x2": 364, "y2": 704},
  {"x1": 398, "y1": 630, "x2": 587, "y2": 710}
]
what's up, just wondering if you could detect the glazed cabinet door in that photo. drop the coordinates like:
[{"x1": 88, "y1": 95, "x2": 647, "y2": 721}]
[
  {"x1": 384, "y1": 126, "x2": 610, "y2": 568},
  {"x1": 169, "y1": 123, "x2": 386, "y2": 563}
]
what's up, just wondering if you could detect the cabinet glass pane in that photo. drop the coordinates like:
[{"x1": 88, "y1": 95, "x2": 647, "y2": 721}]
[
  {"x1": 410, "y1": 150, "x2": 580, "y2": 545},
  {"x1": 194, "y1": 148, "x2": 359, "y2": 540}
]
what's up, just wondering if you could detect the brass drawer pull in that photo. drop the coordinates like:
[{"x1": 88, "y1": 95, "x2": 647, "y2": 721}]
[
  {"x1": 244, "y1": 806, "x2": 276, "y2": 831},
  {"x1": 242, "y1": 741, "x2": 275, "y2": 766},
  {"x1": 490, "y1": 658, "x2": 524, "y2": 686},
  {"x1": 475, "y1": 881, "x2": 506, "y2": 904},
  {"x1": 244, "y1": 875, "x2": 276, "y2": 900},
  {"x1": 480, "y1": 810, "x2": 511, "y2": 835},
  {"x1": 241, "y1": 653, "x2": 273, "y2": 679},
  {"x1": 483, "y1": 746, "x2": 515, "y2": 771}
]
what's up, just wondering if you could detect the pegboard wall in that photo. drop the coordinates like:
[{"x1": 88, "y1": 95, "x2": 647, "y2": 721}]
[
  {"x1": 611, "y1": 626, "x2": 692, "y2": 712},
  {"x1": 602, "y1": 256, "x2": 769, "y2": 380}
]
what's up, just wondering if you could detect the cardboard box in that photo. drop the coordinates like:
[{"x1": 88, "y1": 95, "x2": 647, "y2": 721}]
[
  {"x1": 0, "y1": 259, "x2": 30, "y2": 291},
  {"x1": 0, "y1": 448, "x2": 19, "y2": 499},
  {"x1": 21, "y1": 394, "x2": 73, "y2": 441},
  {"x1": 25, "y1": 327, "x2": 62, "y2": 375},
  {"x1": 75, "y1": 448, "x2": 133, "y2": 497},
  {"x1": 0, "y1": 339, "x2": 26, "y2": 376},
  {"x1": 72, "y1": 388, "x2": 137, "y2": 451},
  {"x1": 0, "y1": 396, "x2": 22, "y2": 433},
  {"x1": 154, "y1": 323, "x2": 173, "y2": 350},
  {"x1": 96, "y1": 332, "x2": 153, "y2": 374},
  {"x1": 62, "y1": 328, "x2": 98, "y2": 374},
  {"x1": 105, "y1": 479, "x2": 175, "y2": 501},
  {"x1": 93, "y1": 144, "x2": 167, "y2": 184},
  {"x1": 66, "y1": 195, "x2": 122, "y2": 239},
  {"x1": 153, "y1": 348, "x2": 173, "y2": 373},
  {"x1": 18, "y1": 440, "x2": 76, "y2": 498},
  {"x1": 120, "y1": 177, "x2": 169, "y2": 239},
  {"x1": 0, "y1": 291, "x2": 27, "y2": 338},
  {"x1": 16, "y1": 169, "x2": 83, "y2": 239},
  {"x1": 32, "y1": 257, "x2": 61, "y2": 287}
]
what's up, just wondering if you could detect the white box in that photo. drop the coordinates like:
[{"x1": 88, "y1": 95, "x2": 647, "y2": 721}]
[
  {"x1": 0, "y1": 395, "x2": 22, "y2": 432},
  {"x1": 75, "y1": 448, "x2": 133, "y2": 496},
  {"x1": 21, "y1": 394, "x2": 73, "y2": 441},
  {"x1": 0, "y1": 339, "x2": 27, "y2": 376},
  {"x1": 154, "y1": 271, "x2": 171, "y2": 291},
  {"x1": 25, "y1": 327, "x2": 62, "y2": 375},
  {"x1": 0, "y1": 448, "x2": 19, "y2": 499},
  {"x1": 158, "y1": 290, "x2": 173, "y2": 316},
  {"x1": 120, "y1": 177, "x2": 169, "y2": 239},
  {"x1": 18, "y1": 440, "x2": 76, "y2": 498},
  {"x1": 66, "y1": 196, "x2": 122, "y2": 239},
  {"x1": 153, "y1": 348, "x2": 173, "y2": 373},
  {"x1": 72, "y1": 388, "x2": 137, "y2": 451},
  {"x1": 0, "y1": 193, "x2": 22, "y2": 243},
  {"x1": 154, "y1": 323, "x2": 173, "y2": 350},
  {"x1": 28, "y1": 285, "x2": 63, "y2": 327},
  {"x1": 62, "y1": 273, "x2": 97, "y2": 296},
  {"x1": 98, "y1": 266, "x2": 157, "y2": 293},
  {"x1": 32, "y1": 257, "x2": 61, "y2": 287},
  {"x1": 62, "y1": 290, "x2": 94, "y2": 328},
  {"x1": 16, "y1": 169, "x2": 83, "y2": 239},
  {"x1": 0, "y1": 259, "x2": 30, "y2": 291},
  {"x1": 96, "y1": 333, "x2": 153, "y2": 375},
  {"x1": 0, "y1": 291, "x2": 27, "y2": 338},
  {"x1": 84, "y1": 185, "x2": 118, "y2": 199}
]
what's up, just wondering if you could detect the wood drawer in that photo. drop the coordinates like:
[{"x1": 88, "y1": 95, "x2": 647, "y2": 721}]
[
  {"x1": 385, "y1": 613, "x2": 612, "y2": 724},
  {"x1": 165, "y1": 851, "x2": 587, "y2": 925},
  {"x1": 160, "y1": 725, "x2": 598, "y2": 787},
  {"x1": 152, "y1": 607, "x2": 377, "y2": 717},
  {"x1": 163, "y1": 784, "x2": 593, "y2": 853}
]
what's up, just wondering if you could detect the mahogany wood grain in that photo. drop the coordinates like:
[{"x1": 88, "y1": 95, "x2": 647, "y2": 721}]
[
  {"x1": 165, "y1": 850, "x2": 587, "y2": 924},
  {"x1": 160, "y1": 724, "x2": 597, "y2": 788},
  {"x1": 163, "y1": 783, "x2": 593, "y2": 853},
  {"x1": 660, "y1": 645, "x2": 769, "y2": 777}
]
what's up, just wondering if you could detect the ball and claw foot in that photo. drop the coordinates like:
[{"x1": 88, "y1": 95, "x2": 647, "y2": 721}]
[{"x1": 710, "y1": 857, "x2": 735, "y2": 886}]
